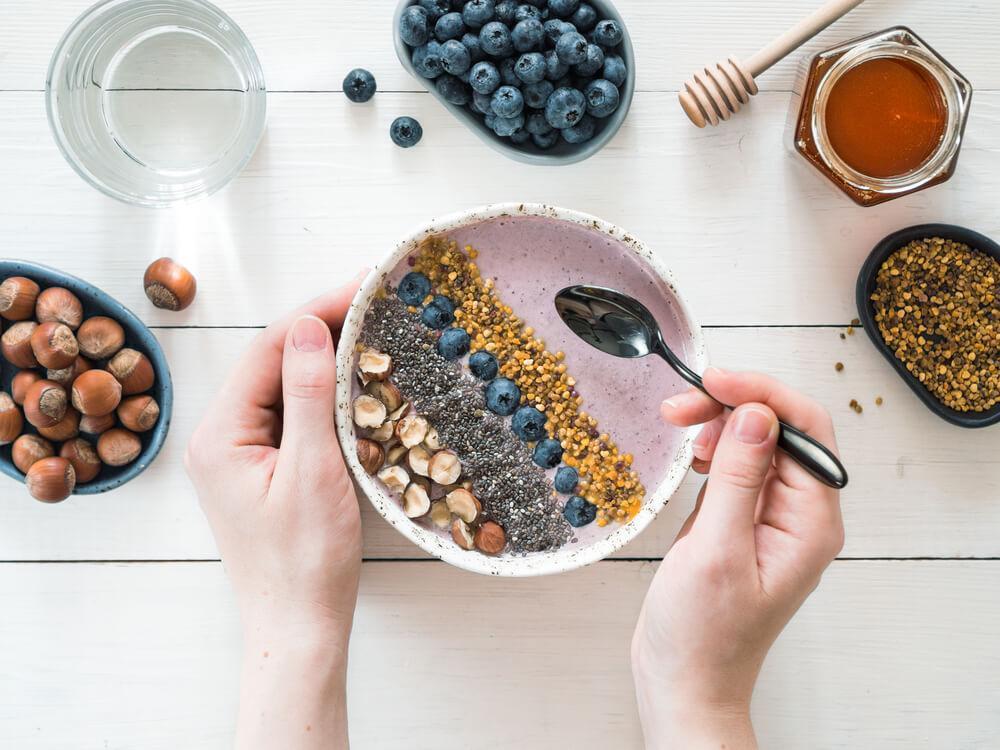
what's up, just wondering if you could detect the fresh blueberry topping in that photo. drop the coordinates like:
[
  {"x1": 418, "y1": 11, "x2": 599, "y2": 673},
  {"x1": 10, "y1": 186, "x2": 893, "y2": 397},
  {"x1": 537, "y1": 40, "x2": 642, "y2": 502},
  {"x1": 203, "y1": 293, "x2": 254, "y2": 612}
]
[
  {"x1": 545, "y1": 86, "x2": 585, "y2": 129},
  {"x1": 421, "y1": 301, "x2": 456, "y2": 329},
  {"x1": 485, "y1": 378, "x2": 521, "y2": 416},
  {"x1": 390, "y1": 117, "x2": 423, "y2": 148},
  {"x1": 555, "y1": 31, "x2": 589, "y2": 65},
  {"x1": 523, "y1": 79, "x2": 554, "y2": 108},
  {"x1": 554, "y1": 466, "x2": 579, "y2": 494},
  {"x1": 572, "y1": 43, "x2": 604, "y2": 77},
  {"x1": 492, "y1": 113, "x2": 525, "y2": 136},
  {"x1": 511, "y1": 18, "x2": 545, "y2": 52},
  {"x1": 602, "y1": 54, "x2": 627, "y2": 87},
  {"x1": 462, "y1": 0, "x2": 495, "y2": 28},
  {"x1": 469, "y1": 351, "x2": 500, "y2": 380},
  {"x1": 398, "y1": 272, "x2": 431, "y2": 305},
  {"x1": 491, "y1": 85, "x2": 524, "y2": 117},
  {"x1": 437, "y1": 327, "x2": 471, "y2": 360},
  {"x1": 561, "y1": 113, "x2": 595, "y2": 143},
  {"x1": 400, "y1": 6, "x2": 432, "y2": 46},
  {"x1": 548, "y1": 0, "x2": 580, "y2": 18},
  {"x1": 440, "y1": 39, "x2": 472, "y2": 75},
  {"x1": 514, "y1": 52, "x2": 547, "y2": 84},
  {"x1": 435, "y1": 11, "x2": 466, "y2": 41},
  {"x1": 512, "y1": 406, "x2": 547, "y2": 441},
  {"x1": 563, "y1": 495, "x2": 597, "y2": 527},
  {"x1": 342, "y1": 68, "x2": 377, "y2": 103},
  {"x1": 571, "y1": 3, "x2": 598, "y2": 31},
  {"x1": 533, "y1": 438, "x2": 564, "y2": 468},
  {"x1": 470, "y1": 61, "x2": 502, "y2": 94},
  {"x1": 419, "y1": 0, "x2": 451, "y2": 20},
  {"x1": 584, "y1": 78, "x2": 619, "y2": 118},
  {"x1": 429, "y1": 294, "x2": 455, "y2": 314},
  {"x1": 593, "y1": 18, "x2": 623, "y2": 48},
  {"x1": 479, "y1": 21, "x2": 514, "y2": 56},
  {"x1": 412, "y1": 41, "x2": 445, "y2": 79}
]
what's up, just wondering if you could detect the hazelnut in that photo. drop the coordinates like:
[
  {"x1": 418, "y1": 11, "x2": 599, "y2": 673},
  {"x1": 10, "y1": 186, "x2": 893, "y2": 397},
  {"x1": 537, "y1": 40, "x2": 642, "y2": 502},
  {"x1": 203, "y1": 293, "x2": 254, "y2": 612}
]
[
  {"x1": 406, "y1": 445, "x2": 433, "y2": 477},
  {"x1": 450, "y1": 519, "x2": 475, "y2": 550},
  {"x1": 445, "y1": 488, "x2": 481, "y2": 523},
  {"x1": 59, "y1": 438, "x2": 102, "y2": 484},
  {"x1": 377, "y1": 465, "x2": 410, "y2": 493},
  {"x1": 76, "y1": 316, "x2": 125, "y2": 360},
  {"x1": 369, "y1": 420, "x2": 395, "y2": 442},
  {"x1": 143, "y1": 258, "x2": 197, "y2": 311},
  {"x1": 402, "y1": 482, "x2": 431, "y2": 518},
  {"x1": 97, "y1": 427, "x2": 142, "y2": 467},
  {"x1": 1, "y1": 321, "x2": 39, "y2": 368},
  {"x1": 423, "y1": 427, "x2": 442, "y2": 451},
  {"x1": 35, "y1": 287, "x2": 83, "y2": 330},
  {"x1": 79, "y1": 412, "x2": 116, "y2": 437},
  {"x1": 365, "y1": 380, "x2": 404, "y2": 412},
  {"x1": 12, "y1": 434, "x2": 55, "y2": 474},
  {"x1": 429, "y1": 500, "x2": 452, "y2": 529},
  {"x1": 23, "y1": 379, "x2": 68, "y2": 428},
  {"x1": 36, "y1": 408, "x2": 80, "y2": 442},
  {"x1": 385, "y1": 444, "x2": 407, "y2": 466},
  {"x1": 25, "y1": 457, "x2": 76, "y2": 503},
  {"x1": 30, "y1": 321, "x2": 79, "y2": 369},
  {"x1": 0, "y1": 391, "x2": 24, "y2": 445},
  {"x1": 11, "y1": 370, "x2": 42, "y2": 405},
  {"x1": 352, "y1": 395, "x2": 387, "y2": 429},
  {"x1": 396, "y1": 414, "x2": 429, "y2": 448},
  {"x1": 71, "y1": 369, "x2": 123, "y2": 417},
  {"x1": 356, "y1": 438, "x2": 385, "y2": 475},
  {"x1": 388, "y1": 402, "x2": 412, "y2": 421},
  {"x1": 428, "y1": 450, "x2": 461, "y2": 485},
  {"x1": 474, "y1": 522, "x2": 507, "y2": 555},
  {"x1": 0, "y1": 276, "x2": 40, "y2": 321},
  {"x1": 358, "y1": 348, "x2": 392, "y2": 383},
  {"x1": 116, "y1": 394, "x2": 160, "y2": 432},
  {"x1": 107, "y1": 348, "x2": 155, "y2": 395},
  {"x1": 47, "y1": 355, "x2": 92, "y2": 388}
]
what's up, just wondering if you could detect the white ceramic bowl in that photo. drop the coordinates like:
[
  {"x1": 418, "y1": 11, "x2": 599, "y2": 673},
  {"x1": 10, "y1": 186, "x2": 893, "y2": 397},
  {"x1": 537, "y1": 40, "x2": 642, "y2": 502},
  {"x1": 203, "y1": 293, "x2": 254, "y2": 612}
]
[{"x1": 335, "y1": 203, "x2": 706, "y2": 577}]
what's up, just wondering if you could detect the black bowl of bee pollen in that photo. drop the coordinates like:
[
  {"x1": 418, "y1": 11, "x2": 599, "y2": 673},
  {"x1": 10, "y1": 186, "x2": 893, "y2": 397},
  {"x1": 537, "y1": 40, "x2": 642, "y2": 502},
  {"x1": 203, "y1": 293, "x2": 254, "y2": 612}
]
[{"x1": 856, "y1": 223, "x2": 1000, "y2": 429}]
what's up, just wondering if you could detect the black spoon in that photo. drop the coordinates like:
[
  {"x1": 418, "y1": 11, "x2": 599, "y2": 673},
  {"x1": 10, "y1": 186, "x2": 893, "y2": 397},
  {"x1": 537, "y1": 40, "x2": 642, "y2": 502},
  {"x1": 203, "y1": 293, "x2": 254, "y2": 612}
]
[{"x1": 554, "y1": 285, "x2": 848, "y2": 489}]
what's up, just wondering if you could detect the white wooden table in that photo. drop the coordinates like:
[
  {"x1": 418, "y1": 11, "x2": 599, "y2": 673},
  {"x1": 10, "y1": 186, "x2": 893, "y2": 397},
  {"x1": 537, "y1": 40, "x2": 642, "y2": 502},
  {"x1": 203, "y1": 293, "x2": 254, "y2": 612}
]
[{"x1": 2, "y1": 1, "x2": 999, "y2": 747}]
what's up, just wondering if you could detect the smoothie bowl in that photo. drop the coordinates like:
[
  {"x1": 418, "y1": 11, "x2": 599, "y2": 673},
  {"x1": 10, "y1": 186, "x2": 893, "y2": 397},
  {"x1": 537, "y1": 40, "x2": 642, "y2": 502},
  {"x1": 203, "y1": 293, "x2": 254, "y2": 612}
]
[{"x1": 335, "y1": 204, "x2": 705, "y2": 576}]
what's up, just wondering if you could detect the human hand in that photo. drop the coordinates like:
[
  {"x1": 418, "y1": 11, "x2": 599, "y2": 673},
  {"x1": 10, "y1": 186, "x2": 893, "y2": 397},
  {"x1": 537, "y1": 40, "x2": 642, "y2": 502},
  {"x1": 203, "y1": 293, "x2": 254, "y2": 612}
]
[{"x1": 631, "y1": 368, "x2": 845, "y2": 750}]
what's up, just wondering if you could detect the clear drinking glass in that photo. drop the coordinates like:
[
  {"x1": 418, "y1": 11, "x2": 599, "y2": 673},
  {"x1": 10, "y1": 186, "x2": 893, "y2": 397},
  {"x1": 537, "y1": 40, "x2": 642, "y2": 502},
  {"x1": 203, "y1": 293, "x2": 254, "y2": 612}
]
[{"x1": 46, "y1": 0, "x2": 267, "y2": 208}]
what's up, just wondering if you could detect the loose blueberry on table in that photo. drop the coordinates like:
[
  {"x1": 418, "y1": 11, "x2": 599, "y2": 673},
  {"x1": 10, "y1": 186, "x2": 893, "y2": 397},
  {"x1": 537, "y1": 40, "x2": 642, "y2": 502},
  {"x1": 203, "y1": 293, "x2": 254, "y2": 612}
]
[
  {"x1": 342, "y1": 68, "x2": 377, "y2": 103},
  {"x1": 390, "y1": 116, "x2": 424, "y2": 148}
]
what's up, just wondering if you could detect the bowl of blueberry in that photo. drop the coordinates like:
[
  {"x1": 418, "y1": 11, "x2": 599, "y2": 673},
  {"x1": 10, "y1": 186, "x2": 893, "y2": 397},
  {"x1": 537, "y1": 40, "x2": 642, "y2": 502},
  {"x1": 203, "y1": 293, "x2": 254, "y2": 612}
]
[{"x1": 394, "y1": 0, "x2": 635, "y2": 164}]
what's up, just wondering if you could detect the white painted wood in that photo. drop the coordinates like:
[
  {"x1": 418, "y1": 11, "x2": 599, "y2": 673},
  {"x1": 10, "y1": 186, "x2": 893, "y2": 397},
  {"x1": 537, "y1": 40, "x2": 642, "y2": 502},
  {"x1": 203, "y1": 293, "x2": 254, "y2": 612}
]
[
  {"x1": 1, "y1": 327, "x2": 996, "y2": 561},
  {"x1": 1, "y1": 91, "x2": 998, "y2": 327},
  {"x1": 2, "y1": 0, "x2": 997, "y2": 92},
  {"x1": 0, "y1": 560, "x2": 997, "y2": 749}
]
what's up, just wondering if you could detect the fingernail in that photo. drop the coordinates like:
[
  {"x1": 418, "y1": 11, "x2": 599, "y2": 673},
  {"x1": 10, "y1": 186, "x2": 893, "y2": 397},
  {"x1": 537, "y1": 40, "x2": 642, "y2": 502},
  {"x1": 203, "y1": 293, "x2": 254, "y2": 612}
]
[
  {"x1": 662, "y1": 397, "x2": 680, "y2": 410},
  {"x1": 733, "y1": 407, "x2": 774, "y2": 445},
  {"x1": 292, "y1": 316, "x2": 329, "y2": 352},
  {"x1": 706, "y1": 366, "x2": 728, "y2": 378}
]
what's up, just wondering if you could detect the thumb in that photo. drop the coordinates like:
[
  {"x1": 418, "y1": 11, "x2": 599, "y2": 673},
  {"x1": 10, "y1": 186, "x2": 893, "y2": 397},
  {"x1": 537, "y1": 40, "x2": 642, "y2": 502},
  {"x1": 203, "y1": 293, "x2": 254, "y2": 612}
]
[
  {"x1": 279, "y1": 315, "x2": 338, "y2": 456},
  {"x1": 695, "y1": 403, "x2": 779, "y2": 540}
]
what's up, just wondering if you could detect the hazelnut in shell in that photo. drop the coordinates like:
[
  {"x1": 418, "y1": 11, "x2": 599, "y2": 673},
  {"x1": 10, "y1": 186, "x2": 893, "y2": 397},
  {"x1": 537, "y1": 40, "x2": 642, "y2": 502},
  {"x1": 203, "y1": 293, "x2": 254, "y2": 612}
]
[
  {"x1": 26, "y1": 457, "x2": 76, "y2": 503},
  {"x1": 76, "y1": 316, "x2": 125, "y2": 360},
  {"x1": 97, "y1": 427, "x2": 142, "y2": 467},
  {"x1": 0, "y1": 276, "x2": 40, "y2": 321},
  {"x1": 71, "y1": 369, "x2": 122, "y2": 417},
  {"x1": 60, "y1": 439, "x2": 102, "y2": 484},
  {"x1": 30, "y1": 321, "x2": 79, "y2": 369},
  {"x1": 1, "y1": 321, "x2": 39, "y2": 368},
  {"x1": 12, "y1": 434, "x2": 55, "y2": 474},
  {"x1": 356, "y1": 438, "x2": 385, "y2": 475},
  {"x1": 0, "y1": 391, "x2": 24, "y2": 445},
  {"x1": 79, "y1": 412, "x2": 116, "y2": 437},
  {"x1": 116, "y1": 395, "x2": 160, "y2": 433},
  {"x1": 47, "y1": 355, "x2": 91, "y2": 388},
  {"x1": 35, "y1": 287, "x2": 83, "y2": 330},
  {"x1": 474, "y1": 522, "x2": 507, "y2": 555},
  {"x1": 11, "y1": 370, "x2": 42, "y2": 405},
  {"x1": 144, "y1": 258, "x2": 197, "y2": 311},
  {"x1": 23, "y1": 379, "x2": 68, "y2": 428},
  {"x1": 107, "y1": 348, "x2": 155, "y2": 395},
  {"x1": 36, "y1": 408, "x2": 80, "y2": 442}
]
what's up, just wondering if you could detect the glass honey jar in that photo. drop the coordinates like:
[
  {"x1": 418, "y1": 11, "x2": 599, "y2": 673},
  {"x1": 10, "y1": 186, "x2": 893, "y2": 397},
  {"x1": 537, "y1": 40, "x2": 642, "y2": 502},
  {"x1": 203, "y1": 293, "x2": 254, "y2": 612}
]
[{"x1": 790, "y1": 27, "x2": 972, "y2": 207}]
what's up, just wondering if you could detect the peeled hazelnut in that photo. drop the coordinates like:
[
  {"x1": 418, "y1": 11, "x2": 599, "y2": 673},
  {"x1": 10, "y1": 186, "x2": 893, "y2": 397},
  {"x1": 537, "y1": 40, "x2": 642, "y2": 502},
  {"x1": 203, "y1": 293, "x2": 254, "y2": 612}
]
[
  {"x1": 358, "y1": 348, "x2": 392, "y2": 383},
  {"x1": 76, "y1": 316, "x2": 125, "y2": 360},
  {"x1": 474, "y1": 522, "x2": 507, "y2": 555},
  {"x1": 402, "y1": 482, "x2": 431, "y2": 518},
  {"x1": 59, "y1": 438, "x2": 102, "y2": 484},
  {"x1": 79, "y1": 412, "x2": 116, "y2": 437},
  {"x1": 0, "y1": 276, "x2": 40, "y2": 321},
  {"x1": 423, "y1": 426, "x2": 442, "y2": 451},
  {"x1": 107, "y1": 348, "x2": 155, "y2": 395},
  {"x1": 428, "y1": 450, "x2": 461, "y2": 485},
  {"x1": 365, "y1": 380, "x2": 404, "y2": 412},
  {"x1": 385, "y1": 444, "x2": 407, "y2": 465},
  {"x1": 406, "y1": 445, "x2": 433, "y2": 477},
  {"x1": 429, "y1": 500, "x2": 452, "y2": 529},
  {"x1": 352, "y1": 395, "x2": 387, "y2": 429},
  {"x1": 71, "y1": 369, "x2": 123, "y2": 417},
  {"x1": 0, "y1": 391, "x2": 24, "y2": 445},
  {"x1": 388, "y1": 402, "x2": 412, "y2": 421},
  {"x1": 35, "y1": 287, "x2": 83, "y2": 330},
  {"x1": 30, "y1": 321, "x2": 79, "y2": 369},
  {"x1": 451, "y1": 519, "x2": 475, "y2": 550},
  {"x1": 97, "y1": 427, "x2": 142, "y2": 467},
  {"x1": 377, "y1": 465, "x2": 410, "y2": 493},
  {"x1": 23, "y1": 379, "x2": 68, "y2": 428},
  {"x1": 1, "y1": 321, "x2": 39, "y2": 368},
  {"x1": 369, "y1": 420, "x2": 394, "y2": 442},
  {"x1": 47, "y1": 355, "x2": 92, "y2": 388},
  {"x1": 143, "y1": 258, "x2": 197, "y2": 311},
  {"x1": 11, "y1": 370, "x2": 42, "y2": 405},
  {"x1": 396, "y1": 414, "x2": 429, "y2": 448},
  {"x1": 445, "y1": 488, "x2": 481, "y2": 523},
  {"x1": 117, "y1": 394, "x2": 160, "y2": 432},
  {"x1": 36, "y1": 408, "x2": 80, "y2": 442},
  {"x1": 26, "y1": 457, "x2": 76, "y2": 503},
  {"x1": 356, "y1": 438, "x2": 385, "y2": 475},
  {"x1": 12, "y1": 434, "x2": 55, "y2": 474}
]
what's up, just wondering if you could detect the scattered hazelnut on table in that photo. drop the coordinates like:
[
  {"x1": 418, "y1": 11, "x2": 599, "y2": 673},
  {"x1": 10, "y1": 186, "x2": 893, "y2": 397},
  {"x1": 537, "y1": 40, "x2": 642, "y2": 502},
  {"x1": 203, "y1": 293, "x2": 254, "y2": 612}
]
[
  {"x1": 97, "y1": 428, "x2": 142, "y2": 467},
  {"x1": 25, "y1": 457, "x2": 76, "y2": 503},
  {"x1": 445, "y1": 488, "x2": 481, "y2": 524},
  {"x1": 12, "y1": 434, "x2": 55, "y2": 474},
  {"x1": 143, "y1": 258, "x2": 197, "y2": 311},
  {"x1": 11, "y1": 370, "x2": 42, "y2": 405},
  {"x1": 0, "y1": 276, "x2": 40, "y2": 321},
  {"x1": 71, "y1": 370, "x2": 123, "y2": 417},
  {"x1": 35, "y1": 287, "x2": 83, "y2": 330},
  {"x1": 474, "y1": 522, "x2": 507, "y2": 555},
  {"x1": 116, "y1": 395, "x2": 160, "y2": 433},
  {"x1": 2, "y1": 321, "x2": 40, "y2": 368},
  {"x1": 36, "y1": 408, "x2": 81, "y2": 442},
  {"x1": 23, "y1": 379, "x2": 68, "y2": 428},
  {"x1": 450, "y1": 518, "x2": 475, "y2": 550},
  {"x1": 76, "y1": 316, "x2": 125, "y2": 360},
  {"x1": 60, "y1": 438, "x2": 102, "y2": 484},
  {"x1": 356, "y1": 438, "x2": 385, "y2": 475},
  {"x1": 107, "y1": 348, "x2": 155, "y2": 395},
  {"x1": 402, "y1": 482, "x2": 431, "y2": 518},
  {"x1": 30, "y1": 321, "x2": 79, "y2": 369},
  {"x1": 0, "y1": 391, "x2": 24, "y2": 445}
]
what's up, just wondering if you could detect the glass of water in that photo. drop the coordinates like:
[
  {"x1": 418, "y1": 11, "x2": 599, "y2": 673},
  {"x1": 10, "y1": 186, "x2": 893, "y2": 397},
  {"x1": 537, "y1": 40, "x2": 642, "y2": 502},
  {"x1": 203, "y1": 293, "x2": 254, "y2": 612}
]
[{"x1": 46, "y1": 0, "x2": 267, "y2": 208}]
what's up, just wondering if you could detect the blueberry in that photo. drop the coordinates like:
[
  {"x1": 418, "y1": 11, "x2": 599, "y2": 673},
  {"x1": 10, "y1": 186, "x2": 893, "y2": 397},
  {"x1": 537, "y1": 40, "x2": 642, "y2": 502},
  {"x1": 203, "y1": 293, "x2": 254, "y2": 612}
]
[
  {"x1": 469, "y1": 351, "x2": 499, "y2": 380},
  {"x1": 484, "y1": 112, "x2": 497, "y2": 130},
  {"x1": 479, "y1": 21, "x2": 513, "y2": 56},
  {"x1": 548, "y1": 0, "x2": 579, "y2": 17},
  {"x1": 492, "y1": 113, "x2": 525, "y2": 137},
  {"x1": 499, "y1": 58, "x2": 522, "y2": 87},
  {"x1": 570, "y1": 3, "x2": 597, "y2": 30},
  {"x1": 533, "y1": 438, "x2": 564, "y2": 468},
  {"x1": 429, "y1": 294, "x2": 455, "y2": 314},
  {"x1": 461, "y1": 32, "x2": 484, "y2": 62},
  {"x1": 602, "y1": 54, "x2": 627, "y2": 87},
  {"x1": 584, "y1": 78, "x2": 619, "y2": 118},
  {"x1": 523, "y1": 79, "x2": 554, "y2": 108},
  {"x1": 436, "y1": 73, "x2": 470, "y2": 104},
  {"x1": 593, "y1": 18, "x2": 623, "y2": 48},
  {"x1": 544, "y1": 19, "x2": 575, "y2": 46},
  {"x1": 469, "y1": 61, "x2": 501, "y2": 94},
  {"x1": 472, "y1": 89, "x2": 494, "y2": 114},
  {"x1": 525, "y1": 111, "x2": 552, "y2": 135},
  {"x1": 437, "y1": 328, "x2": 471, "y2": 360},
  {"x1": 390, "y1": 116, "x2": 423, "y2": 148},
  {"x1": 554, "y1": 466, "x2": 579, "y2": 493},
  {"x1": 421, "y1": 301, "x2": 455, "y2": 329},
  {"x1": 342, "y1": 68, "x2": 376, "y2": 103},
  {"x1": 563, "y1": 495, "x2": 597, "y2": 527},
  {"x1": 440, "y1": 39, "x2": 472, "y2": 74},
  {"x1": 462, "y1": 0, "x2": 495, "y2": 28},
  {"x1": 435, "y1": 12, "x2": 466, "y2": 41},
  {"x1": 556, "y1": 31, "x2": 588, "y2": 64},
  {"x1": 572, "y1": 43, "x2": 604, "y2": 76},
  {"x1": 412, "y1": 41, "x2": 444, "y2": 79},
  {"x1": 419, "y1": 0, "x2": 451, "y2": 19},
  {"x1": 514, "y1": 52, "x2": 547, "y2": 84},
  {"x1": 485, "y1": 378, "x2": 521, "y2": 416},
  {"x1": 510, "y1": 127, "x2": 531, "y2": 145},
  {"x1": 511, "y1": 406, "x2": 547, "y2": 441},
  {"x1": 532, "y1": 130, "x2": 559, "y2": 148},
  {"x1": 512, "y1": 18, "x2": 545, "y2": 52},
  {"x1": 400, "y1": 6, "x2": 431, "y2": 46},
  {"x1": 544, "y1": 86, "x2": 585, "y2": 129},
  {"x1": 491, "y1": 85, "x2": 524, "y2": 117},
  {"x1": 514, "y1": 4, "x2": 543, "y2": 21},
  {"x1": 398, "y1": 272, "x2": 431, "y2": 304},
  {"x1": 561, "y1": 113, "x2": 595, "y2": 143},
  {"x1": 495, "y1": 0, "x2": 518, "y2": 23},
  {"x1": 544, "y1": 50, "x2": 569, "y2": 80}
]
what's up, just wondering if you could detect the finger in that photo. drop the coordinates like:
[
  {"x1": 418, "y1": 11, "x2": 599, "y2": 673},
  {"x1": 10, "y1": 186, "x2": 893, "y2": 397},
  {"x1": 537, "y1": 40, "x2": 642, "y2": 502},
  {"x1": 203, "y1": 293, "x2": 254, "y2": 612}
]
[
  {"x1": 692, "y1": 416, "x2": 726, "y2": 463},
  {"x1": 660, "y1": 388, "x2": 723, "y2": 426},
  {"x1": 675, "y1": 481, "x2": 708, "y2": 541},
  {"x1": 694, "y1": 403, "x2": 779, "y2": 542}
]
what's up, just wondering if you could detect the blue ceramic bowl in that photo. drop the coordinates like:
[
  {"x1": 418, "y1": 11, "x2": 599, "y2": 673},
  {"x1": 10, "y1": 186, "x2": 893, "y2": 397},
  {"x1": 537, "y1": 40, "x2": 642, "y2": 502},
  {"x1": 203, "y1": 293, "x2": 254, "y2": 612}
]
[
  {"x1": 0, "y1": 260, "x2": 173, "y2": 495},
  {"x1": 393, "y1": 0, "x2": 636, "y2": 165}
]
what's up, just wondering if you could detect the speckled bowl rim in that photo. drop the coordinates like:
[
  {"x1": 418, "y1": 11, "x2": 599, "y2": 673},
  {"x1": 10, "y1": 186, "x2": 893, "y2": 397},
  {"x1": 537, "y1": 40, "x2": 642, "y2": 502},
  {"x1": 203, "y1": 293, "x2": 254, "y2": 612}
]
[{"x1": 335, "y1": 203, "x2": 706, "y2": 577}]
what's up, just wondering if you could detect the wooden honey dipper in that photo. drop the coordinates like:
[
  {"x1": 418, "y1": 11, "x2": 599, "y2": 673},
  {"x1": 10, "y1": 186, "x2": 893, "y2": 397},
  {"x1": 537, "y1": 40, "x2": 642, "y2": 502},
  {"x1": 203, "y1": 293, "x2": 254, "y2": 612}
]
[{"x1": 679, "y1": 0, "x2": 867, "y2": 127}]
